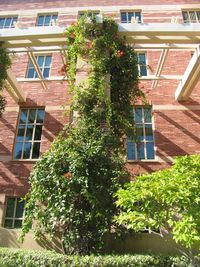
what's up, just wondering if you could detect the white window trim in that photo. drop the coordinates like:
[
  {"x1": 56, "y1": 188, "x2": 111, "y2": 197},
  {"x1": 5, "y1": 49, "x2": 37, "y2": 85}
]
[
  {"x1": 26, "y1": 54, "x2": 52, "y2": 79},
  {"x1": 0, "y1": 16, "x2": 18, "y2": 28},
  {"x1": 137, "y1": 52, "x2": 149, "y2": 77},
  {"x1": 13, "y1": 108, "x2": 45, "y2": 160},
  {"x1": 120, "y1": 10, "x2": 143, "y2": 23},
  {"x1": 4, "y1": 197, "x2": 25, "y2": 229},
  {"x1": 182, "y1": 10, "x2": 200, "y2": 23},
  {"x1": 127, "y1": 106, "x2": 156, "y2": 162},
  {"x1": 36, "y1": 13, "x2": 58, "y2": 27}
]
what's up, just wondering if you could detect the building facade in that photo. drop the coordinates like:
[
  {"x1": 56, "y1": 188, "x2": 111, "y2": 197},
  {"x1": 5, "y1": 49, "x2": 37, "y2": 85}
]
[{"x1": 0, "y1": 0, "x2": 200, "y2": 251}]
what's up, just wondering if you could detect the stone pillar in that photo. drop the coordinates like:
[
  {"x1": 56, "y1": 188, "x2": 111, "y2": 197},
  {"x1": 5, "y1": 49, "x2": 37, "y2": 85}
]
[{"x1": 0, "y1": 194, "x2": 6, "y2": 227}]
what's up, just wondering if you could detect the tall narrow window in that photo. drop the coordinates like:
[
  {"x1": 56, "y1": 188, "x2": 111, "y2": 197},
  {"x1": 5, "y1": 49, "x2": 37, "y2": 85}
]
[
  {"x1": 4, "y1": 197, "x2": 25, "y2": 228},
  {"x1": 127, "y1": 107, "x2": 155, "y2": 160},
  {"x1": 120, "y1": 11, "x2": 141, "y2": 23},
  {"x1": 36, "y1": 14, "x2": 58, "y2": 26},
  {"x1": 182, "y1": 10, "x2": 200, "y2": 23},
  {"x1": 137, "y1": 53, "x2": 147, "y2": 76},
  {"x1": 26, "y1": 55, "x2": 52, "y2": 78},
  {"x1": 14, "y1": 108, "x2": 45, "y2": 160},
  {"x1": 0, "y1": 16, "x2": 18, "y2": 28}
]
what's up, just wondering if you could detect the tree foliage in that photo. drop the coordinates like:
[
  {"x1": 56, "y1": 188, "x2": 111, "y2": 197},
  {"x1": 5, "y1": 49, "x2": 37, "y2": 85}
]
[
  {"x1": 0, "y1": 44, "x2": 11, "y2": 117},
  {"x1": 20, "y1": 16, "x2": 141, "y2": 254},
  {"x1": 115, "y1": 154, "x2": 200, "y2": 255}
]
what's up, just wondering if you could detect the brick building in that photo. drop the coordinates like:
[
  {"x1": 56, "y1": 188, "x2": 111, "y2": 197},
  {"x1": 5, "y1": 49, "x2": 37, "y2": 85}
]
[{"x1": 0, "y1": 0, "x2": 199, "y2": 251}]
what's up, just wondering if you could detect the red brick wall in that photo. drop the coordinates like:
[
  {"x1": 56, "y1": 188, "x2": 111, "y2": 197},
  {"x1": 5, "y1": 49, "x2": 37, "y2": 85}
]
[{"x1": 0, "y1": 0, "x2": 200, "y2": 196}]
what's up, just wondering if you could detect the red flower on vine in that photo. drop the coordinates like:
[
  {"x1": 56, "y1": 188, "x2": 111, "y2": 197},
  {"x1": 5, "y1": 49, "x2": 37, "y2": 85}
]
[
  {"x1": 59, "y1": 64, "x2": 67, "y2": 75},
  {"x1": 87, "y1": 41, "x2": 93, "y2": 49},
  {"x1": 69, "y1": 33, "x2": 75, "y2": 39},
  {"x1": 64, "y1": 172, "x2": 72, "y2": 180},
  {"x1": 116, "y1": 50, "x2": 125, "y2": 57}
]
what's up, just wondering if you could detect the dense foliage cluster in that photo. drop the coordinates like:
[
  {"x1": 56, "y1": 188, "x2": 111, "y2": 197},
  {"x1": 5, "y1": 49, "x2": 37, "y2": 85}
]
[
  {"x1": 0, "y1": 44, "x2": 11, "y2": 117},
  {"x1": 21, "y1": 16, "x2": 141, "y2": 254},
  {"x1": 115, "y1": 154, "x2": 200, "y2": 262},
  {"x1": 0, "y1": 248, "x2": 194, "y2": 267}
]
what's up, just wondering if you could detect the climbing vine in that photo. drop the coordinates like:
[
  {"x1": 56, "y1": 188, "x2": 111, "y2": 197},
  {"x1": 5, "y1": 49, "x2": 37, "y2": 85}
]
[
  {"x1": 21, "y1": 16, "x2": 142, "y2": 254},
  {"x1": 0, "y1": 44, "x2": 11, "y2": 117}
]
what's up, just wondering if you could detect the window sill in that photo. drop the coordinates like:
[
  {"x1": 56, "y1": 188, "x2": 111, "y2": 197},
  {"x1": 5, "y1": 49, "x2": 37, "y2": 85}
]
[
  {"x1": 11, "y1": 159, "x2": 40, "y2": 162},
  {"x1": 127, "y1": 159, "x2": 158, "y2": 163}
]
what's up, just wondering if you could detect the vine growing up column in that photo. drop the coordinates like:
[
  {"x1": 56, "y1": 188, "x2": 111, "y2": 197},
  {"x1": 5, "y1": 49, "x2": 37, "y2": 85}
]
[
  {"x1": 0, "y1": 44, "x2": 11, "y2": 117},
  {"x1": 20, "y1": 16, "x2": 142, "y2": 254}
]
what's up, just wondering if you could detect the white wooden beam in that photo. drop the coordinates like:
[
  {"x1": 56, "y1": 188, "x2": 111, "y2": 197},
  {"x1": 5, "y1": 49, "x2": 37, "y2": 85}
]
[
  {"x1": 27, "y1": 52, "x2": 48, "y2": 90},
  {"x1": 152, "y1": 49, "x2": 169, "y2": 88},
  {"x1": 6, "y1": 69, "x2": 26, "y2": 103},
  {"x1": 175, "y1": 45, "x2": 200, "y2": 101}
]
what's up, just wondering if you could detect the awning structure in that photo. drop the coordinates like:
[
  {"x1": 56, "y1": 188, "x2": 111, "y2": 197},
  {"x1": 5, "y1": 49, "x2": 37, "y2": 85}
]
[{"x1": 1, "y1": 22, "x2": 200, "y2": 103}]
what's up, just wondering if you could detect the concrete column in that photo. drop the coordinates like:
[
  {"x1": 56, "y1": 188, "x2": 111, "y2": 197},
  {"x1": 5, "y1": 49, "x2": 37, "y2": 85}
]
[{"x1": 0, "y1": 194, "x2": 6, "y2": 227}]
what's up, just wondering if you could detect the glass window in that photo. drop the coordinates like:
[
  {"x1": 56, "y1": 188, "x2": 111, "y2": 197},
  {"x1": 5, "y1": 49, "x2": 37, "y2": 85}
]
[
  {"x1": 0, "y1": 16, "x2": 18, "y2": 28},
  {"x1": 36, "y1": 14, "x2": 58, "y2": 26},
  {"x1": 78, "y1": 11, "x2": 100, "y2": 19},
  {"x1": 14, "y1": 108, "x2": 45, "y2": 160},
  {"x1": 26, "y1": 55, "x2": 52, "y2": 79},
  {"x1": 120, "y1": 11, "x2": 141, "y2": 23},
  {"x1": 182, "y1": 10, "x2": 200, "y2": 23},
  {"x1": 127, "y1": 107, "x2": 155, "y2": 161},
  {"x1": 137, "y1": 53, "x2": 147, "y2": 76},
  {"x1": 4, "y1": 197, "x2": 25, "y2": 229}
]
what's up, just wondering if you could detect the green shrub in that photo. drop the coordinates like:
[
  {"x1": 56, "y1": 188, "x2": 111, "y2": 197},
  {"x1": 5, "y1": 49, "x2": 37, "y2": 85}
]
[{"x1": 0, "y1": 247, "x2": 194, "y2": 267}]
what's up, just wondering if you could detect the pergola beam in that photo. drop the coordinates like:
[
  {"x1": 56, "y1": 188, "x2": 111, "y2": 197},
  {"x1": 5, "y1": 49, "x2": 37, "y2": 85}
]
[
  {"x1": 152, "y1": 49, "x2": 169, "y2": 88},
  {"x1": 175, "y1": 45, "x2": 200, "y2": 101},
  {"x1": 6, "y1": 69, "x2": 26, "y2": 103},
  {"x1": 27, "y1": 52, "x2": 48, "y2": 90}
]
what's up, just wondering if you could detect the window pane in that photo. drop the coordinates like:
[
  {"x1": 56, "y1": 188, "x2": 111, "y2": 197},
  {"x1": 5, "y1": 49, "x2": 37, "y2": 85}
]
[
  {"x1": 12, "y1": 17, "x2": 18, "y2": 25},
  {"x1": 146, "y1": 142, "x2": 155, "y2": 159},
  {"x1": 16, "y1": 125, "x2": 25, "y2": 141},
  {"x1": 144, "y1": 108, "x2": 152, "y2": 123},
  {"x1": 140, "y1": 66, "x2": 147, "y2": 76},
  {"x1": 145, "y1": 125, "x2": 153, "y2": 141},
  {"x1": 4, "y1": 219, "x2": 13, "y2": 228},
  {"x1": 197, "y1": 11, "x2": 200, "y2": 22},
  {"x1": 37, "y1": 16, "x2": 44, "y2": 26},
  {"x1": 136, "y1": 125, "x2": 144, "y2": 141},
  {"x1": 34, "y1": 125, "x2": 42, "y2": 140},
  {"x1": 14, "y1": 220, "x2": 22, "y2": 228},
  {"x1": 25, "y1": 125, "x2": 34, "y2": 140},
  {"x1": 127, "y1": 140, "x2": 136, "y2": 160},
  {"x1": 20, "y1": 110, "x2": 28, "y2": 123},
  {"x1": 0, "y1": 18, "x2": 4, "y2": 28},
  {"x1": 135, "y1": 108, "x2": 142, "y2": 123},
  {"x1": 5, "y1": 18, "x2": 11, "y2": 28},
  {"x1": 36, "y1": 109, "x2": 45, "y2": 123},
  {"x1": 138, "y1": 53, "x2": 146, "y2": 64},
  {"x1": 135, "y1": 12, "x2": 141, "y2": 22},
  {"x1": 27, "y1": 68, "x2": 35, "y2": 78},
  {"x1": 128, "y1": 12, "x2": 134, "y2": 22},
  {"x1": 37, "y1": 56, "x2": 44, "y2": 67},
  {"x1": 15, "y1": 199, "x2": 25, "y2": 218},
  {"x1": 189, "y1": 11, "x2": 196, "y2": 22},
  {"x1": 137, "y1": 143, "x2": 145, "y2": 160},
  {"x1": 14, "y1": 142, "x2": 23, "y2": 159},
  {"x1": 44, "y1": 15, "x2": 51, "y2": 26},
  {"x1": 23, "y1": 142, "x2": 32, "y2": 159},
  {"x1": 121, "y1": 12, "x2": 127, "y2": 22},
  {"x1": 28, "y1": 109, "x2": 36, "y2": 123},
  {"x1": 43, "y1": 68, "x2": 50, "y2": 78},
  {"x1": 52, "y1": 15, "x2": 58, "y2": 22},
  {"x1": 5, "y1": 198, "x2": 15, "y2": 217},
  {"x1": 44, "y1": 56, "x2": 52, "y2": 67},
  {"x1": 182, "y1": 12, "x2": 189, "y2": 22},
  {"x1": 32, "y1": 142, "x2": 40, "y2": 159}
]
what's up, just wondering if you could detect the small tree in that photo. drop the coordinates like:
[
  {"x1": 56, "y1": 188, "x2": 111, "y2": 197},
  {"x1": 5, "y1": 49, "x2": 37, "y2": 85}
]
[
  {"x1": 20, "y1": 16, "x2": 142, "y2": 254},
  {"x1": 115, "y1": 154, "x2": 200, "y2": 263}
]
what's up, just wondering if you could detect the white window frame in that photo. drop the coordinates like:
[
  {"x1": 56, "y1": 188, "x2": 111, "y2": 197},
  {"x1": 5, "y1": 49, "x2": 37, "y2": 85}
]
[
  {"x1": 78, "y1": 10, "x2": 100, "y2": 19},
  {"x1": 127, "y1": 107, "x2": 156, "y2": 161},
  {"x1": 137, "y1": 52, "x2": 148, "y2": 77},
  {"x1": 36, "y1": 13, "x2": 58, "y2": 26},
  {"x1": 13, "y1": 108, "x2": 45, "y2": 160},
  {"x1": 0, "y1": 16, "x2": 18, "y2": 28},
  {"x1": 26, "y1": 54, "x2": 52, "y2": 79},
  {"x1": 182, "y1": 10, "x2": 200, "y2": 23},
  {"x1": 4, "y1": 197, "x2": 25, "y2": 229},
  {"x1": 120, "y1": 10, "x2": 142, "y2": 23}
]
